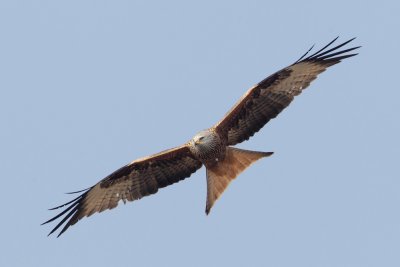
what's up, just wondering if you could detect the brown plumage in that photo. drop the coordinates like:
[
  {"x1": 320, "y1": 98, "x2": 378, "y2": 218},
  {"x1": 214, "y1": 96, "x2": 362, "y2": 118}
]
[
  {"x1": 43, "y1": 37, "x2": 360, "y2": 237},
  {"x1": 205, "y1": 148, "x2": 273, "y2": 214}
]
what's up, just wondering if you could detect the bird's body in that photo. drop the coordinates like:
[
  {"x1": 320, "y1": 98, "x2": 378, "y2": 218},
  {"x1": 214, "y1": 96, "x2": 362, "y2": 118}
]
[
  {"x1": 189, "y1": 128, "x2": 273, "y2": 213},
  {"x1": 43, "y1": 37, "x2": 360, "y2": 237}
]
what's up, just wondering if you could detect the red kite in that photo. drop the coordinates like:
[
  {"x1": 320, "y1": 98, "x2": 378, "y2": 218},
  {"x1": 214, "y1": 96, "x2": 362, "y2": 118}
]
[{"x1": 43, "y1": 37, "x2": 360, "y2": 237}]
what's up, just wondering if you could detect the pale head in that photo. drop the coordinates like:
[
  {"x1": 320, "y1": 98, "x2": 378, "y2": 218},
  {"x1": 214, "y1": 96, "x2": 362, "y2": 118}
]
[
  {"x1": 191, "y1": 129, "x2": 214, "y2": 147},
  {"x1": 189, "y1": 128, "x2": 222, "y2": 160}
]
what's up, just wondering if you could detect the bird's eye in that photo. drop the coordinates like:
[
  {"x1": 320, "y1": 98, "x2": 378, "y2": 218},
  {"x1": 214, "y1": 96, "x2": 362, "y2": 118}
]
[{"x1": 199, "y1": 136, "x2": 204, "y2": 141}]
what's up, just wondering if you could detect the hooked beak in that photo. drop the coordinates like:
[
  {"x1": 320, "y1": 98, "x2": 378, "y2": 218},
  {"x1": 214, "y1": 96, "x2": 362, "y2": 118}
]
[{"x1": 194, "y1": 137, "x2": 203, "y2": 145}]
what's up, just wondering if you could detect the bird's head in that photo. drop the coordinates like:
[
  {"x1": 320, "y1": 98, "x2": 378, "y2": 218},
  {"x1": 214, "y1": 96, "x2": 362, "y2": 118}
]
[
  {"x1": 191, "y1": 129, "x2": 215, "y2": 147},
  {"x1": 189, "y1": 129, "x2": 221, "y2": 159}
]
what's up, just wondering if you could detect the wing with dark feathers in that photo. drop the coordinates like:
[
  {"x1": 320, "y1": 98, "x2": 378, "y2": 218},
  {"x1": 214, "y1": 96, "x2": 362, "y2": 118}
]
[
  {"x1": 42, "y1": 145, "x2": 202, "y2": 237},
  {"x1": 215, "y1": 37, "x2": 360, "y2": 146}
]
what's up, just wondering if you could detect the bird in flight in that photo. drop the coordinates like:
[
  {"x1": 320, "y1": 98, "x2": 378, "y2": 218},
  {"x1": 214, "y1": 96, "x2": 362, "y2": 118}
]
[{"x1": 43, "y1": 37, "x2": 360, "y2": 237}]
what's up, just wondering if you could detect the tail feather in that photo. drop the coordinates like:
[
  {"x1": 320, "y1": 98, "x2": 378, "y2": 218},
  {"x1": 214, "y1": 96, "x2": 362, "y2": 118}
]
[{"x1": 205, "y1": 147, "x2": 273, "y2": 214}]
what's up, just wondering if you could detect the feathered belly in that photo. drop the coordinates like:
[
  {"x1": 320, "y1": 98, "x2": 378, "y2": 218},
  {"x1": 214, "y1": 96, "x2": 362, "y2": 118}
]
[{"x1": 195, "y1": 142, "x2": 225, "y2": 167}]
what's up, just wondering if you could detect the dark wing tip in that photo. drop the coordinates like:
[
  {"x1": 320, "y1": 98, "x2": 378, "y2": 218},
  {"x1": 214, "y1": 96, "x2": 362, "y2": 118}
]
[
  {"x1": 295, "y1": 37, "x2": 360, "y2": 65},
  {"x1": 42, "y1": 188, "x2": 91, "y2": 237},
  {"x1": 295, "y1": 43, "x2": 315, "y2": 63},
  {"x1": 65, "y1": 187, "x2": 92, "y2": 194}
]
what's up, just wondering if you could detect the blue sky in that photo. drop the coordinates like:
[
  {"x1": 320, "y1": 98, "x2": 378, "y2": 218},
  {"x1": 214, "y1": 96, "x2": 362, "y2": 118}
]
[{"x1": 1, "y1": 1, "x2": 399, "y2": 266}]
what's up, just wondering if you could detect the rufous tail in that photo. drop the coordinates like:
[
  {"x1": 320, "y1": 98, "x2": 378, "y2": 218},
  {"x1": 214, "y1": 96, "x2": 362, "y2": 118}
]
[{"x1": 205, "y1": 147, "x2": 273, "y2": 214}]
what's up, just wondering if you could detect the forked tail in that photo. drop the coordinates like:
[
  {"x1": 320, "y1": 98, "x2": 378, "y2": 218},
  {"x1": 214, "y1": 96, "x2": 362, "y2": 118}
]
[{"x1": 205, "y1": 147, "x2": 273, "y2": 214}]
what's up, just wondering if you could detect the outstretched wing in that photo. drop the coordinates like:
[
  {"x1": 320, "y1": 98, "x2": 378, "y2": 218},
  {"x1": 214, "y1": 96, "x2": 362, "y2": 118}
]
[
  {"x1": 215, "y1": 37, "x2": 360, "y2": 146},
  {"x1": 43, "y1": 145, "x2": 202, "y2": 237}
]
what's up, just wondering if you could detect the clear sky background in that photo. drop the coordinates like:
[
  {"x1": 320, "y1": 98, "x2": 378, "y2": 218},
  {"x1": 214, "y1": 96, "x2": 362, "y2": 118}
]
[{"x1": 1, "y1": 1, "x2": 399, "y2": 266}]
